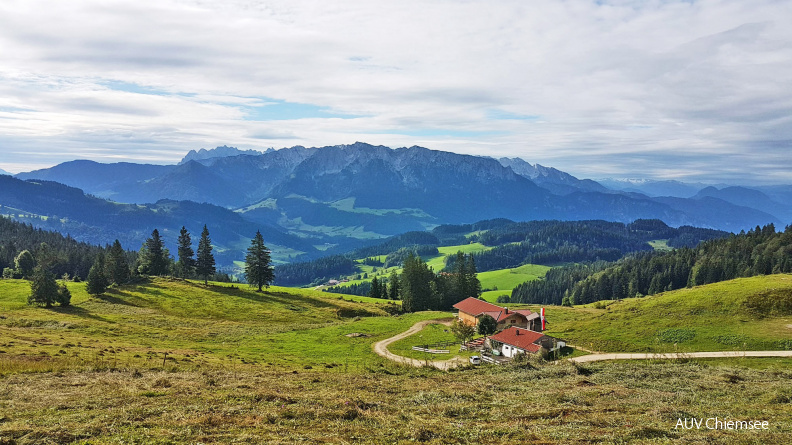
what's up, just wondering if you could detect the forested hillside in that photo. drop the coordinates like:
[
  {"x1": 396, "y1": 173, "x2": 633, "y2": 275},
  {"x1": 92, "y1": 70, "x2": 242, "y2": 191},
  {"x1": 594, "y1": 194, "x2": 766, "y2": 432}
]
[
  {"x1": 511, "y1": 223, "x2": 792, "y2": 305},
  {"x1": 0, "y1": 216, "x2": 107, "y2": 279},
  {"x1": 451, "y1": 219, "x2": 728, "y2": 272}
]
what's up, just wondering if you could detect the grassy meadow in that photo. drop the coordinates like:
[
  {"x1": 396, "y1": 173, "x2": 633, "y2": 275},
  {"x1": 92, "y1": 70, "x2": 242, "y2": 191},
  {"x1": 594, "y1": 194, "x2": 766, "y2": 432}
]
[{"x1": 2, "y1": 275, "x2": 792, "y2": 443}]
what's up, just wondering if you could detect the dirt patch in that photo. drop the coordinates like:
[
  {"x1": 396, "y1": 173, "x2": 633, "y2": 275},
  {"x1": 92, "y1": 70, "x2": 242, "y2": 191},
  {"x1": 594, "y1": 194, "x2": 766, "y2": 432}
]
[{"x1": 345, "y1": 333, "x2": 370, "y2": 338}]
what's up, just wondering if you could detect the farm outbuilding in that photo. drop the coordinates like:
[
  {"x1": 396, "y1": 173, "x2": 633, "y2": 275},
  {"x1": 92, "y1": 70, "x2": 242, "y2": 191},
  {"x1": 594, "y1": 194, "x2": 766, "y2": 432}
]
[
  {"x1": 486, "y1": 326, "x2": 565, "y2": 358},
  {"x1": 453, "y1": 297, "x2": 541, "y2": 331}
]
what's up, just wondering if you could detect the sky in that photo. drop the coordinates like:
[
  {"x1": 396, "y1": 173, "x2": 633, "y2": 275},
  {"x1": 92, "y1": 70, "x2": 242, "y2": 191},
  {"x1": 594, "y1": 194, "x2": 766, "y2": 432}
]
[{"x1": 0, "y1": 0, "x2": 791, "y2": 184}]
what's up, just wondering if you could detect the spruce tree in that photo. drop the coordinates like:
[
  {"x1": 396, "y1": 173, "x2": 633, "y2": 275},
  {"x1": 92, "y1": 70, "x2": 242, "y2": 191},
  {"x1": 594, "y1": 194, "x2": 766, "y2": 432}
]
[
  {"x1": 140, "y1": 229, "x2": 167, "y2": 276},
  {"x1": 368, "y1": 276, "x2": 381, "y2": 299},
  {"x1": 106, "y1": 240, "x2": 130, "y2": 285},
  {"x1": 56, "y1": 283, "x2": 72, "y2": 307},
  {"x1": 388, "y1": 269, "x2": 400, "y2": 300},
  {"x1": 86, "y1": 252, "x2": 109, "y2": 295},
  {"x1": 176, "y1": 226, "x2": 195, "y2": 278},
  {"x1": 196, "y1": 225, "x2": 216, "y2": 285},
  {"x1": 28, "y1": 266, "x2": 59, "y2": 307},
  {"x1": 244, "y1": 230, "x2": 274, "y2": 291}
]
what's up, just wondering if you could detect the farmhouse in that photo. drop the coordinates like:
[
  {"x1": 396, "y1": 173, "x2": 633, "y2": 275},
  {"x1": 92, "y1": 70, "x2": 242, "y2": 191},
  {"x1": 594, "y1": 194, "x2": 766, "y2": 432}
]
[
  {"x1": 487, "y1": 326, "x2": 566, "y2": 358},
  {"x1": 453, "y1": 297, "x2": 541, "y2": 331}
]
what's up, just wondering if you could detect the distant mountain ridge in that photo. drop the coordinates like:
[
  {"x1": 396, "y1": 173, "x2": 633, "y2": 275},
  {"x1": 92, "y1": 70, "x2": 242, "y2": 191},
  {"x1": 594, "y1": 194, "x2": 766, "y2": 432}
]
[
  {"x1": 8, "y1": 142, "x2": 788, "y2": 265},
  {"x1": 180, "y1": 145, "x2": 273, "y2": 164}
]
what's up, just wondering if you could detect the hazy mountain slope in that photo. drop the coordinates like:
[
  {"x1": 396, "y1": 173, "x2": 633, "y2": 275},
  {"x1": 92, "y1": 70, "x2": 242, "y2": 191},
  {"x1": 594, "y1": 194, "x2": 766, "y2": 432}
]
[
  {"x1": 694, "y1": 186, "x2": 792, "y2": 222},
  {"x1": 120, "y1": 160, "x2": 249, "y2": 207},
  {"x1": 597, "y1": 178, "x2": 706, "y2": 198},
  {"x1": 0, "y1": 176, "x2": 316, "y2": 265},
  {"x1": 652, "y1": 196, "x2": 781, "y2": 232},
  {"x1": 15, "y1": 160, "x2": 174, "y2": 200},
  {"x1": 498, "y1": 157, "x2": 609, "y2": 195},
  {"x1": 12, "y1": 143, "x2": 784, "y2": 243}
]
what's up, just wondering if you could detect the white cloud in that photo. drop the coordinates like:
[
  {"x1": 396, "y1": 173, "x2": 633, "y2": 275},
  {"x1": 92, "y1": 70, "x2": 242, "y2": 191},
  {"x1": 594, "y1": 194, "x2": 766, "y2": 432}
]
[{"x1": 0, "y1": 0, "x2": 790, "y2": 184}]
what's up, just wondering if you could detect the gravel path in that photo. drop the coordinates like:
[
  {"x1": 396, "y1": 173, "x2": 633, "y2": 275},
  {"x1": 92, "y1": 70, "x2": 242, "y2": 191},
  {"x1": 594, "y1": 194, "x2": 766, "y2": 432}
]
[
  {"x1": 372, "y1": 318, "x2": 468, "y2": 370},
  {"x1": 569, "y1": 350, "x2": 792, "y2": 363}
]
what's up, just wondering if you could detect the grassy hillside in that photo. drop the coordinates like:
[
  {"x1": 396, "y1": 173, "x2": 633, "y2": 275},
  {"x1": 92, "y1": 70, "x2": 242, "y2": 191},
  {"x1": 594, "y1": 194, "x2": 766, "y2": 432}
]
[
  {"x1": 479, "y1": 264, "x2": 551, "y2": 302},
  {"x1": 0, "y1": 278, "x2": 442, "y2": 374},
  {"x1": 539, "y1": 274, "x2": 792, "y2": 353},
  {"x1": 2, "y1": 276, "x2": 792, "y2": 443}
]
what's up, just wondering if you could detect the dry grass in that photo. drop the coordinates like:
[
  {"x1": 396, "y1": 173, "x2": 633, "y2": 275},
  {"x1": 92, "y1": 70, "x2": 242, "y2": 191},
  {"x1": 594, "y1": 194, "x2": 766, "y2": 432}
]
[{"x1": 1, "y1": 359, "x2": 791, "y2": 444}]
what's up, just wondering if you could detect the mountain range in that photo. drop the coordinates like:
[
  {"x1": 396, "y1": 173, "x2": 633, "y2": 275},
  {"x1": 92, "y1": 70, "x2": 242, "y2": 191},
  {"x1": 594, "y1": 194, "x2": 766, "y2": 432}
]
[{"x1": 7, "y1": 142, "x2": 790, "y2": 267}]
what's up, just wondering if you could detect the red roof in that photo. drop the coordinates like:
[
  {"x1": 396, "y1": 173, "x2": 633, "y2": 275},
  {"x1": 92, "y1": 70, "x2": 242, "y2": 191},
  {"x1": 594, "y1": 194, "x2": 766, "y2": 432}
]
[
  {"x1": 488, "y1": 327, "x2": 547, "y2": 353},
  {"x1": 453, "y1": 297, "x2": 534, "y2": 322}
]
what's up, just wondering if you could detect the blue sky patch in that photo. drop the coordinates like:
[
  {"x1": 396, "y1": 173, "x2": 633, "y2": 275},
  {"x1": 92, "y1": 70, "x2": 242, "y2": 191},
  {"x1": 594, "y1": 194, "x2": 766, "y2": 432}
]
[{"x1": 243, "y1": 100, "x2": 362, "y2": 121}]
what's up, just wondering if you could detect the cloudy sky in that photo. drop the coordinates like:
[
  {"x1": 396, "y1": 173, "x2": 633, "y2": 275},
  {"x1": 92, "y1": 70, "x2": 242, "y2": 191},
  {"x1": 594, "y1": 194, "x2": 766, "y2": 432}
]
[{"x1": 1, "y1": 0, "x2": 791, "y2": 184}]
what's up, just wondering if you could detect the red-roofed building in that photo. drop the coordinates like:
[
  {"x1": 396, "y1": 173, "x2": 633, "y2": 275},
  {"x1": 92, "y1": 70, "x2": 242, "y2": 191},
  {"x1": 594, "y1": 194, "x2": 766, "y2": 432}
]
[
  {"x1": 487, "y1": 327, "x2": 565, "y2": 358},
  {"x1": 452, "y1": 297, "x2": 541, "y2": 331}
]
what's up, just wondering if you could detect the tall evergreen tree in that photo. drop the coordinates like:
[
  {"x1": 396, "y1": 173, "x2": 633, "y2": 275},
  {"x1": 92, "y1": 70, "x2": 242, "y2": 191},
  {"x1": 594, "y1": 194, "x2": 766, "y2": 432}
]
[
  {"x1": 244, "y1": 230, "x2": 274, "y2": 291},
  {"x1": 400, "y1": 253, "x2": 437, "y2": 312},
  {"x1": 196, "y1": 225, "x2": 216, "y2": 285},
  {"x1": 106, "y1": 239, "x2": 130, "y2": 285},
  {"x1": 86, "y1": 252, "x2": 109, "y2": 295},
  {"x1": 176, "y1": 226, "x2": 195, "y2": 278},
  {"x1": 139, "y1": 229, "x2": 167, "y2": 276},
  {"x1": 28, "y1": 266, "x2": 59, "y2": 307},
  {"x1": 388, "y1": 269, "x2": 400, "y2": 300},
  {"x1": 368, "y1": 276, "x2": 381, "y2": 299}
]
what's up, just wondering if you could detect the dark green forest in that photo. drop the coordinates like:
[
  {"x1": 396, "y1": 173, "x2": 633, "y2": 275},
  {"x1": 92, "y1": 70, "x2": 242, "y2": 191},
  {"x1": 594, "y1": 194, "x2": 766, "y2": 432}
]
[
  {"x1": 0, "y1": 216, "x2": 108, "y2": 279},
  {"x1": 458, "y1": 219, "x2": 728, "y2": 272},
  {"x1": 511, "y1": 224, "x2": 792, "y2": 306}
]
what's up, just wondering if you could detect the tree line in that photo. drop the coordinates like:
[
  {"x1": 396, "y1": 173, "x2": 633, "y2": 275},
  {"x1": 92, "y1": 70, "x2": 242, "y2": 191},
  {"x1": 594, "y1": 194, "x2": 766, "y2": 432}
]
[
  {"x1": 1, "y1": 216, "x2": 276, "y2": 306},
  {"x1": 510, "y1": 224, "x2": 792, "y2": 306}
]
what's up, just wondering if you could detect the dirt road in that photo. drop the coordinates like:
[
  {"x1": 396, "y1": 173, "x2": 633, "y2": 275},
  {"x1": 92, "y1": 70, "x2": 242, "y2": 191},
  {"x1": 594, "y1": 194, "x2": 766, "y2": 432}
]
[
  {"x1": 372, "y1": 318, "x2": 468, "y2": 370},
  {"x1": 569, "y1": 350, "x2": 792, "y2": 363}
]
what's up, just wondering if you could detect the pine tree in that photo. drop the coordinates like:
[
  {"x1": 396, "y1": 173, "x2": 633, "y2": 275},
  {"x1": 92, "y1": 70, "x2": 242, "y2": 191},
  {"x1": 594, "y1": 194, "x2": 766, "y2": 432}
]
[
  {"x1": 28, "y1": 266, "x2": 59, "y2": 307},
  {"x1": 196, "y1": 225, "x2": 216, "y2": 285},
  {"x1": 368, "y1": 276, "x2": 381, "y2": 299},
  {"x1": 388, "y1": 269, "x2": 400, "y2": 300},
  {"x1": 176, "y1": 226, "x2": 195, "y2": 278},
  {"x1": 105, "y1": 240, "x2": 130, "y2": 285},
  {"x1": 86, "y1": 252, "x2": 109, "y2": 295},
  {"x1": 56, "y1": 283, "x2": 72, "y2": 307},
  {"x1": 244, "y1": 230, "x2": 274, "y2": 291},
  {"x1": 139, "y1": 229, "x2": 167, "y2": 276}
]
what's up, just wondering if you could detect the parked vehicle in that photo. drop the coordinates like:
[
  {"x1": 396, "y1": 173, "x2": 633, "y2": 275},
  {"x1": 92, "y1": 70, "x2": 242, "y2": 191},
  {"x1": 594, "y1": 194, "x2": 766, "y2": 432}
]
[{"x1": 469, "y1": 355, "x2": 481, "y2": 365}]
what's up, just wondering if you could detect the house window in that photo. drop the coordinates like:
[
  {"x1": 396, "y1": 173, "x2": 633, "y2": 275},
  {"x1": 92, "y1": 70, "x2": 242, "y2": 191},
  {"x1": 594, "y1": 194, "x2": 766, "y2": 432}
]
[{"x1": 510, "y1": 319, "x2": 515, "y2": 324}]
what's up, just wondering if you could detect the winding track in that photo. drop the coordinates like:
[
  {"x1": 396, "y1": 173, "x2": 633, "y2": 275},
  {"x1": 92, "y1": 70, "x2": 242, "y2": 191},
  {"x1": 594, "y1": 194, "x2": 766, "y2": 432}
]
[
  {"x1": 569, "y1": 350, "x2": 792, "y2": 363},
  {"x1": 374, "y1": 320, "x2": 792, "y2": 369},
  {"x1": 372, "y1": 318, "x2": 468, "y2": 370}
]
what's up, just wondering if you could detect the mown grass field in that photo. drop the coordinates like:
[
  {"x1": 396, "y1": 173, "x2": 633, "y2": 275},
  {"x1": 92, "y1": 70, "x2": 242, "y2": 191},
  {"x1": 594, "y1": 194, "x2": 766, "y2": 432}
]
[{"x1": 478, "y1": 264, "x2": 551, "y2": 302}]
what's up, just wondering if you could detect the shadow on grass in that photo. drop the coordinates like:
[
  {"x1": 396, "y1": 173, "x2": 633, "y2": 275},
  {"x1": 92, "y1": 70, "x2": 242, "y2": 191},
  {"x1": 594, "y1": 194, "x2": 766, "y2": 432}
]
[{"x1": 51, "y1": 304, "x2": 112, "y2": 323}]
